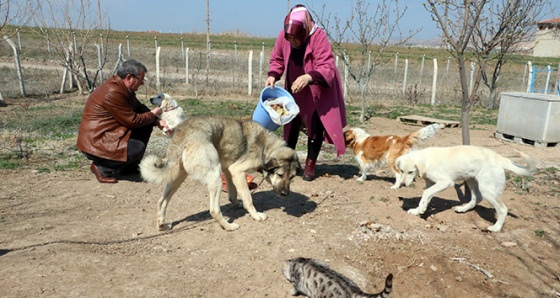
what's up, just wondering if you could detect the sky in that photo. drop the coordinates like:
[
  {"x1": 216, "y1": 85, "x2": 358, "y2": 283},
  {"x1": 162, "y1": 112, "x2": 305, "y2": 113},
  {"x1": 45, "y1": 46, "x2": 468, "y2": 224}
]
[{"x1": 98, "y1": 0, "x2": 443, "y2": 41}]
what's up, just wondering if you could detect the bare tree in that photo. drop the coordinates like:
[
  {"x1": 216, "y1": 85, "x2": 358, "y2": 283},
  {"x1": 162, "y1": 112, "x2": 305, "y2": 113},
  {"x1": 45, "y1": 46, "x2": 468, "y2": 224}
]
[
  {"x1": 471, "y1": 0, "x2": 551, "y2": 109},
  {"x1": 311, "y1": 0, "x2": 417, "y2": 122},
  {"x1": 425, "y1": 0, "x2": 488, "y2": 145},
  {"x1": 0, "y1": 0, "x2": 33, "y2": 32},
  {"x1": 29, "y1": 0, "x2": 109, "y2": 94},
  {"x1": 1, "y1": 0, "x2": 34, "y2": 106}
]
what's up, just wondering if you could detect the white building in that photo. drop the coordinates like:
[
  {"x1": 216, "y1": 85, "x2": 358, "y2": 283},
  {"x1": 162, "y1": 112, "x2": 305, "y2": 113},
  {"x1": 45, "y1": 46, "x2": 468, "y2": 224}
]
[{"x1": 533, "y1": 17, "x2": 560, "y2": 57}]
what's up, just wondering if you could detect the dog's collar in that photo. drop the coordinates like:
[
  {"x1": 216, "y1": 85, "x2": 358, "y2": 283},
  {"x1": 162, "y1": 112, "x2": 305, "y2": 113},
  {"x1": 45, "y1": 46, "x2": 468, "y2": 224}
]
[{"x1": 164, "y1": 106, "x2": 179, "y2": 112}]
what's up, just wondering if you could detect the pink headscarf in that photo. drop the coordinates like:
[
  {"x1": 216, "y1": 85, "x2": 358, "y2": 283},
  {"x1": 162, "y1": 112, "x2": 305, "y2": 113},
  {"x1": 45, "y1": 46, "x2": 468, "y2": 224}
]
[{"x1": 284, "y1": 4, "x2": 316, "y2": 45}]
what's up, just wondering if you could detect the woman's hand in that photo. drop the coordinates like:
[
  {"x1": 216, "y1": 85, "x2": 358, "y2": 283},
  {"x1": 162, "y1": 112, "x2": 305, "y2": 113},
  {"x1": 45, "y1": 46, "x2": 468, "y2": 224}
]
[
  {"x1": 291, "y1": 74, "x2": 312, "y2": 93},
  {"x1": 265, "y1": 76, "x2": 276, "y2": 87}
]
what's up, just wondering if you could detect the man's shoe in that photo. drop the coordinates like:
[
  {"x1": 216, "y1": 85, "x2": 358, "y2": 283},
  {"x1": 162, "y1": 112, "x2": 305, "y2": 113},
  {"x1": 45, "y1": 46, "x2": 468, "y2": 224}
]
[
  {"x1": 90, "y1": 163, "x2": 118, "y2": 184},
  {"x1": 302, "y1": 158, "x2": 316, "y2": 181}
]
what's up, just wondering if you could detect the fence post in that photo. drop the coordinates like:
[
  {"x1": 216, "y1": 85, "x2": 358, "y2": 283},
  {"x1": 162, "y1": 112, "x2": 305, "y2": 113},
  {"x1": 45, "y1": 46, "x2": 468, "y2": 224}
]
[
  {"x1": 394, "y1": 52, "x2": 398, "y2": 74},
  {"x1": 61, "y1": 48, "x2": 70, "y2": 94},
  {"x1": 259, "y1": 43, "x2": 264, "y2": 82},
  {"x1": 46, "y1": 30, "x2": 51, "y2": 53},
  {"x1": 419, "y1": 54, "x2": 425, "y2": 84},
  {"x1": 16, "y1": 28, "x2": 22, "y2": 50},
  {"x1": 446, "y1": 57, "x2": 450, "y2": 77},
  {"x1": 181, "y1": 37, "x2": 185, "y2": 61},
  {"x1": 73, "y1": 31, "x2": 77, "y2": 53},
  {"x1": 155, "y1": 46, "x2": 161, "y2": 92},
  {"x1": 234, "y1": 41, "x2": 238, "y2": 64},
  {"x1": 343, "y1": 52, "x2": 349, "y2": 98},
  {"x1": 556, "y1": 63, "x2": 560, "y2": 95},
  {"x1": 544, "y1": 64, "x2": 552, "y2": 94},
  {"x1": 96, "y1": 44, "x2": 103, "y2": 85},
  {"x1": 185, "y1": 48, "x2": 189, "y2": 84},
  {"x1": 3, "y1": 35, "x2": 25, "y2": 96},
  {"x1": 248, "y1": 50, "x2": 253, "y2": 95},
  {"x1": 526, "y1": 61, "x2": 532, "y2": 92},
  {"x1": 402, "y1": 59, "x2": 408, "y2": 94},
  {"x1": 98, "y1": 34, "x2": 103, "y2": 57},
  {"x1": 431, "y1": 59, "x2": 438, "y2": 106},
  {"x1": 469, "y1": 62, "x2": 475, "y2": 96},
  {"x1": 367, "y1": 51, "x2": 371, "y2": 73},
  {"x1": 126, "y1": 35, "x2": 130, "y2": 57}
]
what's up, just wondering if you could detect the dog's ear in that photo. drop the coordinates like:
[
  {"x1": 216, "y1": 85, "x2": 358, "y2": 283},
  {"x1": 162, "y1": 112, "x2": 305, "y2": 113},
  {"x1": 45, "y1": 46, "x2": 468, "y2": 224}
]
[
  {"x1": 263, "y1": 158, "x2": 279, "y2": 172},
  {"x1": 415, "y1": 161, "x2": 426, "y2": 177},
  {"x1": 343, "y1": 129, "x2": 354, "y2": 146}
]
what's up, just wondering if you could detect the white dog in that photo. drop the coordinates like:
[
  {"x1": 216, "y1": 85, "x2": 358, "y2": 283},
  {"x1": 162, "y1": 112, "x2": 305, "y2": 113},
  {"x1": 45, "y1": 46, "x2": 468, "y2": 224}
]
[
  {"x1": 395, "y1": 145, "x2": 536, "y2": 232},
  {"x1": 149, "y1": 93, "x2": 186, "y2": 135}
]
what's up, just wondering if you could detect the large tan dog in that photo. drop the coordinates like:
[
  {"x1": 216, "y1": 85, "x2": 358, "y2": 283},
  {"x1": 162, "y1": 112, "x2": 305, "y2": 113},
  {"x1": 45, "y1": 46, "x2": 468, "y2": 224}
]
[
  {"x1": 395, "y1": 145, "x2": 536, "y2": 232},
  {"x1": 140, "y1": 116, "x2": 301, "y2": 231},
  {"x1": 344, "y1": 123, "x2": 444, "y2": 189}
]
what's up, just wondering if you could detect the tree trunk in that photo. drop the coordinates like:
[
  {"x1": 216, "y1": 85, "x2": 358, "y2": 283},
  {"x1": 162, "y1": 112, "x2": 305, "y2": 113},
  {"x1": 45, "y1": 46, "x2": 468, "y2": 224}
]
[
  {"x1": 457, "y1": 54, "x2": 471, "y2": 145},
  {"x1": 359, "y1": 83, "x2": 366, "y2": 123}
]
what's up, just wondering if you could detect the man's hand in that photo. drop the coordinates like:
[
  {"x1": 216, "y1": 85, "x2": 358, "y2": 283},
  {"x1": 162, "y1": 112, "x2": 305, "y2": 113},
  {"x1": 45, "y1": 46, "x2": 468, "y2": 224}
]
[
  {"x1": 157, "y1": 119, "x2": 170, "y2": 133},
  {"x1": 151, "y1": 107, "x2": 163, "y2": 116}
]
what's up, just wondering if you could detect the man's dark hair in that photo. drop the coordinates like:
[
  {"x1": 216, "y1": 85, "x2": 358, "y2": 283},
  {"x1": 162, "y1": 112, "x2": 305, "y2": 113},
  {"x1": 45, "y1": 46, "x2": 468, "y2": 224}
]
[{"x1": 116, "y1": 59, "x2": 147, "y2": 79}]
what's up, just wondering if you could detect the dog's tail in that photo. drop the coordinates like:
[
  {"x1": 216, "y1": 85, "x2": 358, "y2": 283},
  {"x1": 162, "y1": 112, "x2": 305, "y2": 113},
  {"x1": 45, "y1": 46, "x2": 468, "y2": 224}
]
[
  {"x1": 502, "y1": 149, "x2": 537, "y2": 177},
  {"x1": 139, "y1": 155, "x2": 182, "y2": 184},
  {"x1": 404, "y1": 123, "x2": 445, "y2": 147}
]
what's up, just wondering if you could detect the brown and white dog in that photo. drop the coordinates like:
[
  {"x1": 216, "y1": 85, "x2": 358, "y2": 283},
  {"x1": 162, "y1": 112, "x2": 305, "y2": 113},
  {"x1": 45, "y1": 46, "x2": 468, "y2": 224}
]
[{"x1": 344, "y1": 123, "x2": 444, "y2": 189}]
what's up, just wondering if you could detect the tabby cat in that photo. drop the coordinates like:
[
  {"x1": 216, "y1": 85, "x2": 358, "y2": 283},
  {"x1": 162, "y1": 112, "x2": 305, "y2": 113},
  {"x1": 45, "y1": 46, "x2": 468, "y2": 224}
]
[{"x1": 283, "y1": 257, "x2": 393, "y2": 298}]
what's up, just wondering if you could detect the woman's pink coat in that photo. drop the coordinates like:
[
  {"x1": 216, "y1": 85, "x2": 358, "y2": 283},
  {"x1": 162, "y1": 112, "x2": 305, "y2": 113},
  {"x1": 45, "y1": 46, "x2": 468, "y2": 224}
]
[{"x1": 269, "y1": 27, "x2": 347, "y2": 157}]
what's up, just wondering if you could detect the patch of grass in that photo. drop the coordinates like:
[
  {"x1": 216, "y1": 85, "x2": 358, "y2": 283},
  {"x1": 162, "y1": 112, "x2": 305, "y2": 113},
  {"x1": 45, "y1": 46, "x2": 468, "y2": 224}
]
[
  {"x1": 510, "y1": 175, "x2": 534, "y2": 192},
  {"x1": 544, "y1": 166, "x2": 559, "y2": 173},
  {"x1": 3, "y1": 106, "x2": 82, "y2": 140},
  {"x1": 379, "y1": 197, "x2": 389, "y2": 203},
  {"x1": 534, "y1": 229, "x2": 546, "y2": 237},
  {"x1": 0, "y1": 159, "x2": 22, "y2": 170},
  {"x1": 36, "y1": 167, "x2": 51, "y2": 173},
  {"x1": 54, "y1": 161, "x2": 81, "y2": 171}
]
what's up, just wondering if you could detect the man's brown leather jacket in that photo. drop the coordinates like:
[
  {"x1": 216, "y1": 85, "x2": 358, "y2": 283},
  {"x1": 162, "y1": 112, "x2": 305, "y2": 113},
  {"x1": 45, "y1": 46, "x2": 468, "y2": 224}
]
[{"x1": 76, "y1": 75, "x2": 157, "y2": 162}]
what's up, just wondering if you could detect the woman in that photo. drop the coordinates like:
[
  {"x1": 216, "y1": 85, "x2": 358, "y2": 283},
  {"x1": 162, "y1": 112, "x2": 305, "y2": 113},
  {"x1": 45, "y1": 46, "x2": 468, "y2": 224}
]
[{"x1": 265, "y1": 4, "x2": 347, "y2": 181}]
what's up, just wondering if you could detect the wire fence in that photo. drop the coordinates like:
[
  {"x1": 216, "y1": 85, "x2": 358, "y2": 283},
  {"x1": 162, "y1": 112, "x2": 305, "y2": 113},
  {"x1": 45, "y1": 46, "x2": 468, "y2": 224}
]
[{"x1": 1, "y1": 33, "x2": 559, "y2": 107}]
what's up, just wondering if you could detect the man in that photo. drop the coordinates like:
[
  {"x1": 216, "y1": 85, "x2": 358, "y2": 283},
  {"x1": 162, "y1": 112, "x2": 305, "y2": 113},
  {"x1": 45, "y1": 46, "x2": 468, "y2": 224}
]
[{"x1": 76, "y1": 59, "x2": 168, "y2": 183}]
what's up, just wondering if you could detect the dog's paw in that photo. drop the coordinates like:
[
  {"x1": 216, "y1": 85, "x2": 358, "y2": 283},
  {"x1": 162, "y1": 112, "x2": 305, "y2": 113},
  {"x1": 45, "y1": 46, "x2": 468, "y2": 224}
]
[
  {"x1": 407, "y1": 208, "x2": 422, "y2": 216},
  {"x1": 223, "y1": 222, "x2": 240, "y2": 231},
  {"x1": 390, "y1": 184, "x2": 400, "y2": 190},
  {"x1": 486, "y1": 225, "x2": 501, "y2": 232},
  {"x1": 252, "y1": 212, "x2": 268, "y2": 222},
  {"x1": 357, "y1": 176, "x2": 366, "y2": 182},
  {"x1": 454, "y1": 205, "x2": 471, "y2": 213},
  {"x1": 158, "y1": 223, "x2": 172, "y2": 231}
]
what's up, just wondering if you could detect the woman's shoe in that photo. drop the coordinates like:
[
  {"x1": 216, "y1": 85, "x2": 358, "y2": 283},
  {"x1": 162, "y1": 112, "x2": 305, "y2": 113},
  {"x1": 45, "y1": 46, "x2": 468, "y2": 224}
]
[{"x1": 302, "y1": 158, "x2": 316, "y2": 181}]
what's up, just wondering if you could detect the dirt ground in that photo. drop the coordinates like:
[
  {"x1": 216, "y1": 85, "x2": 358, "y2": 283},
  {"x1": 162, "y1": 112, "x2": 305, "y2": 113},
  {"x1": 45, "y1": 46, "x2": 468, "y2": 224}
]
[{"x1": 1, "y1": 105, "x2": 559, "y2": 297}]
